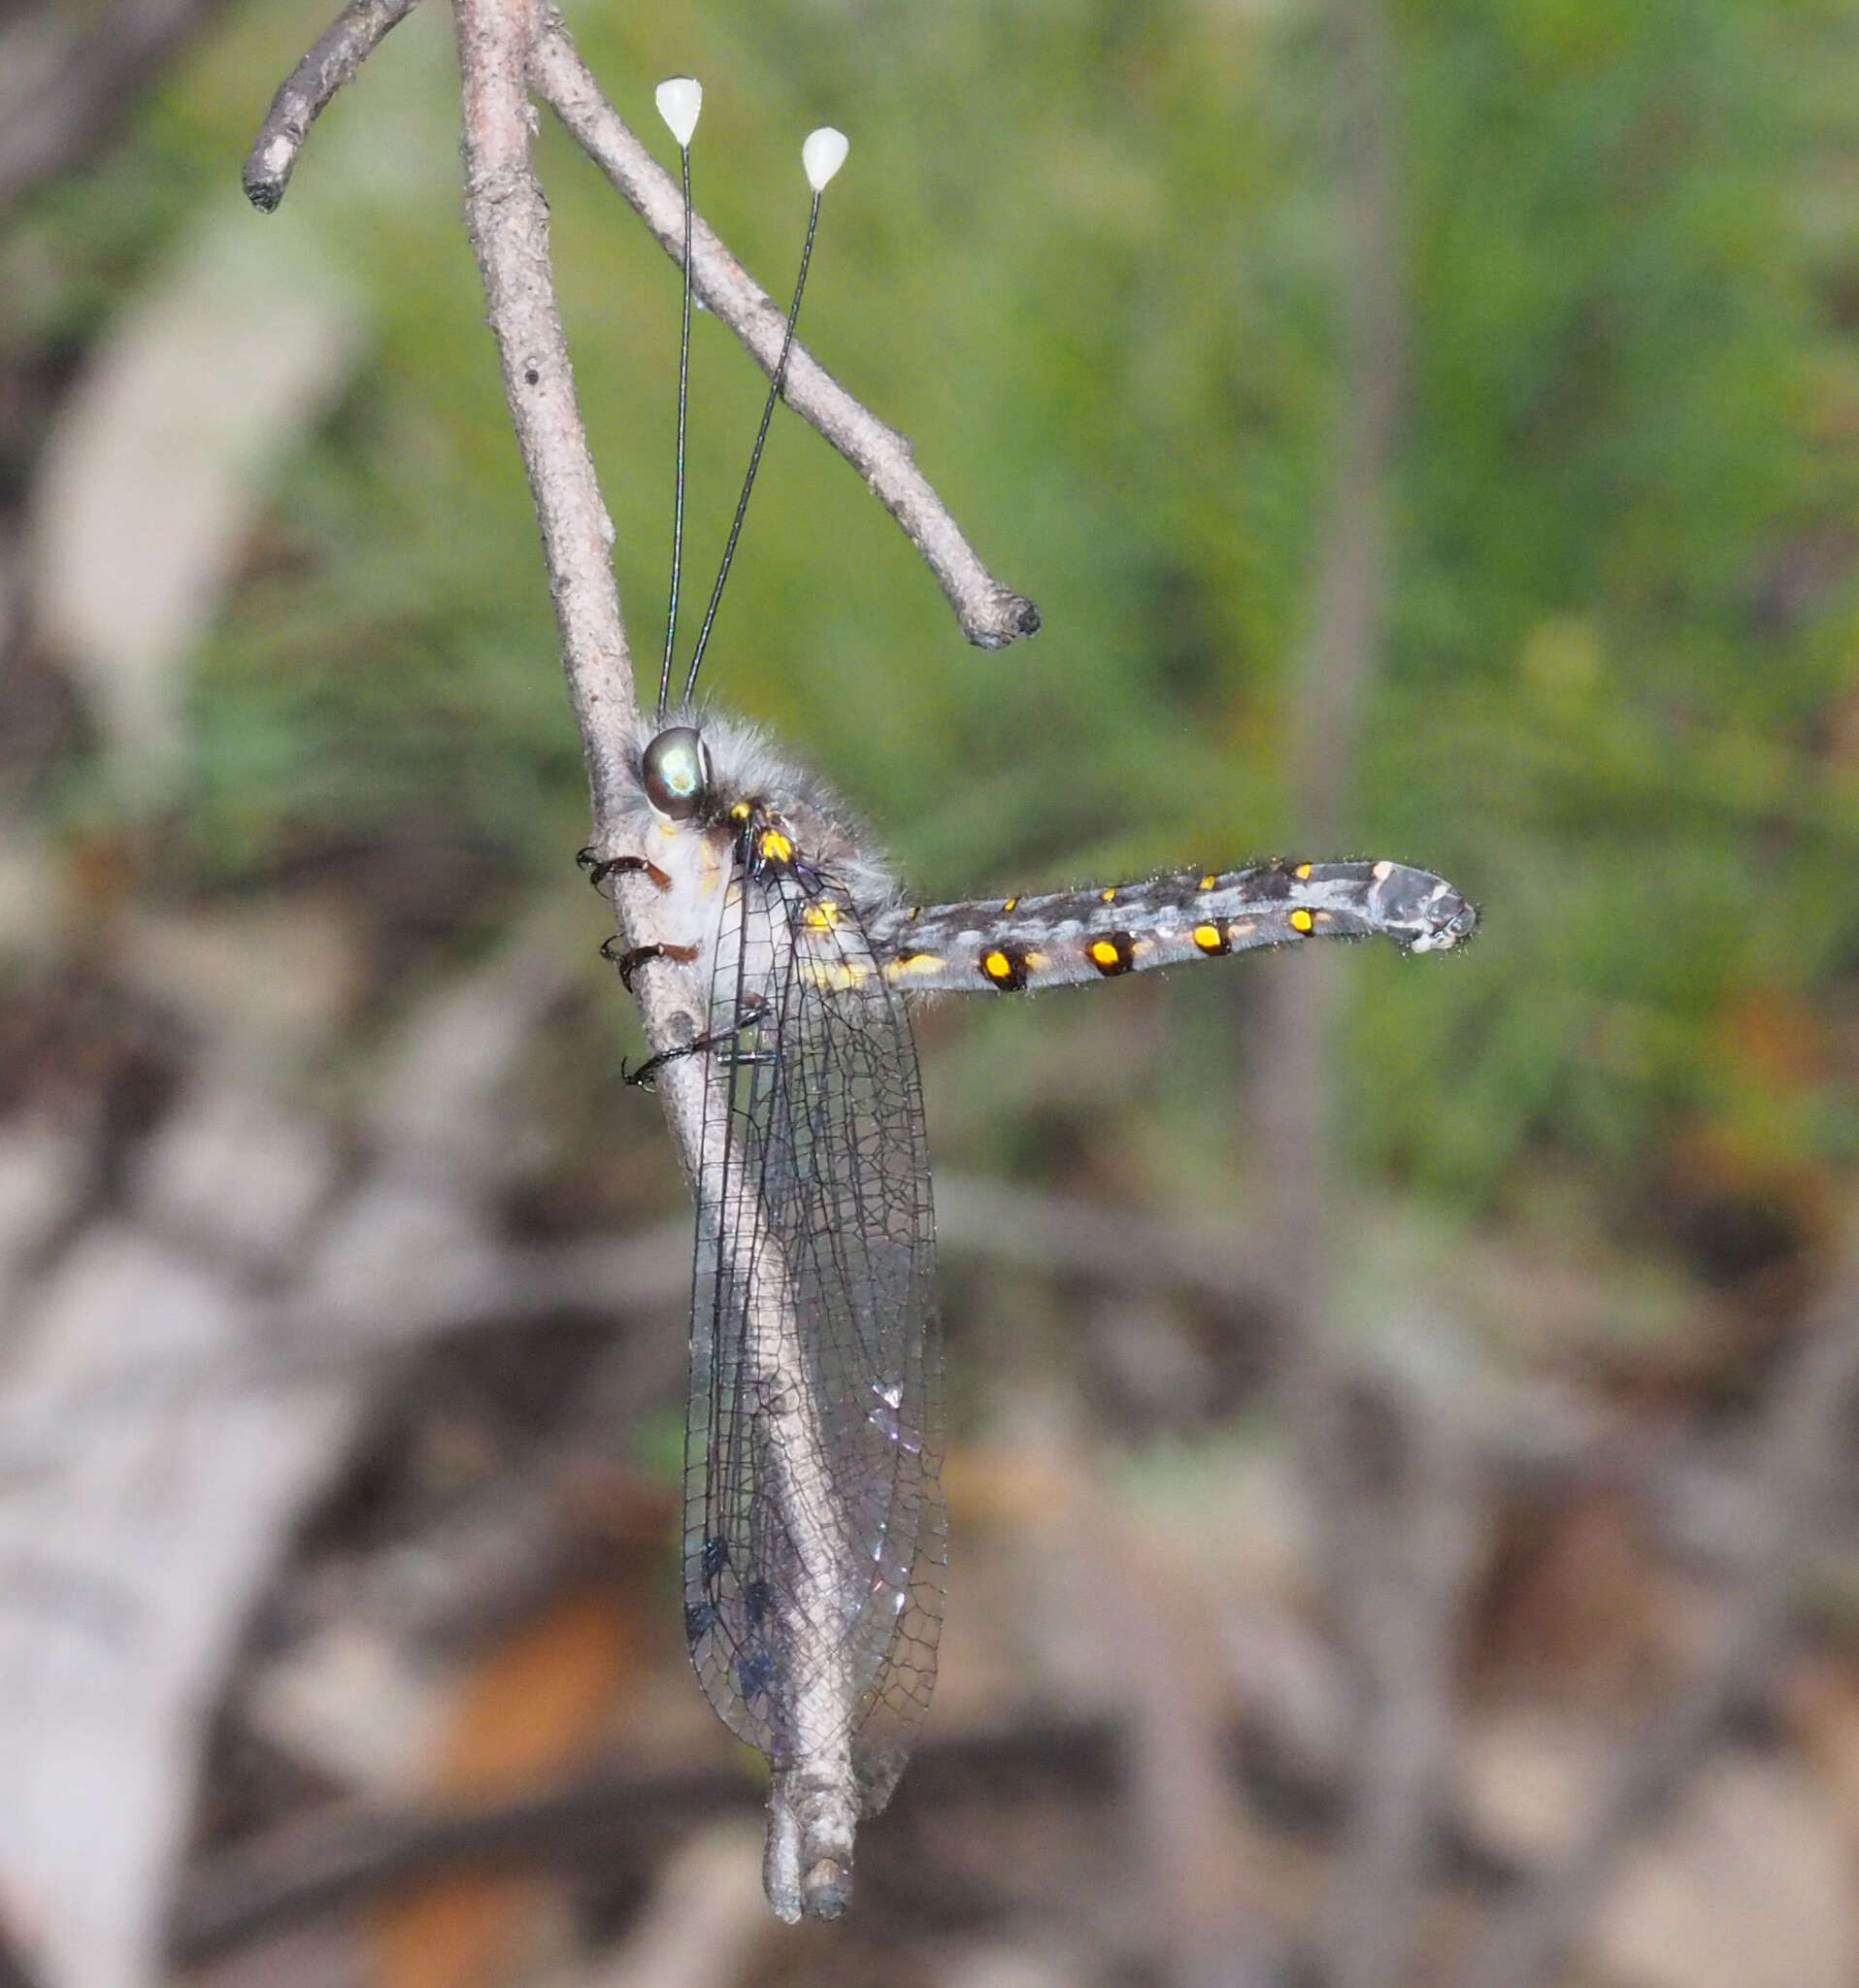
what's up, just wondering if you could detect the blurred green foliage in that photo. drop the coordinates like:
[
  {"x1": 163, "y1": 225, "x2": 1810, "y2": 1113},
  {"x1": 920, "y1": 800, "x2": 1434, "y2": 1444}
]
[{"x1": 12, "y1": 0, "x2": 1859, "y2": 1272}]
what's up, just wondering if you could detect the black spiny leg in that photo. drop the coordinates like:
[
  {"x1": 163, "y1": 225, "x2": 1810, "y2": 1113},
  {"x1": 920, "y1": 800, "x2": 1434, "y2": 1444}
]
[
  {"x1": 578, "y1": 848, "x2": 672, "y2": 891},
  {"x1": 623, "y1": 997, "x2": 775, "y2": 1090},
  {"x1": 601, "y1": 936, "x2": 700, "y2": 991}
]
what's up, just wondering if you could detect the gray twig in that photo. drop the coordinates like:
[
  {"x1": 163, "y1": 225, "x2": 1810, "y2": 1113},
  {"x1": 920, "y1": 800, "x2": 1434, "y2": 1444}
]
[
  {"x1": 1102, "y1": 1522, "x2": 1283, "y2": 1988},
  {"x1": 1451, "y1": 1222, "x2": 1859, "y2": 1988},
  {"x1": 448, "y1": 0, "x2": 708, "y2": 1136},
  {"x1": 1317, "y1": 1363, "x2": 1479, "y2": 1988},
  {"x1": 448, "y1": 0, "x2": 939, "y2": 1917},
  {"x1": 526, "y1": 7, "x2": 1041, "y2": 651},
  {"x1": 242, "y1": 0, "x2": 423, "y2": 212}
]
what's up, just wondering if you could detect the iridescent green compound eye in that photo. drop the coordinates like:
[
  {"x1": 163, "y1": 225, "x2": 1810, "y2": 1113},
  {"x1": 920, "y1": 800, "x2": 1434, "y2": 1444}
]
[{"x1": 642, "y1": 726, "x2": 711, "y2": 819}]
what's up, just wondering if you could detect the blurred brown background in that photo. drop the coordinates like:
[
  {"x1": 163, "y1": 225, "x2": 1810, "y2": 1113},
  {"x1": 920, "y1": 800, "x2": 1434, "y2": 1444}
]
[{"x1": 5, "y1": 1, "x2": 1859, "y2": 1986}]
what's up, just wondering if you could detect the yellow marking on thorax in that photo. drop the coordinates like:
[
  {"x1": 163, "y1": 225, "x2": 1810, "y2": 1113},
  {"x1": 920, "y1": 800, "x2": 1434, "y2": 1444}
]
[
  {"x1": 804, "y1": 960, "x2": 869, "y2": 991},
  {"x1": 656, "y1": 828, "x2": 726, "y2": 898}
]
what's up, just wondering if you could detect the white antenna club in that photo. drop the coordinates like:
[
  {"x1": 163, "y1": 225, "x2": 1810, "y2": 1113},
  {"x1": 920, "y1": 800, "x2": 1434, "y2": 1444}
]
[
  {"x1": 802, "y1": 126, "x2": 848, "y2": 192},
  {"x1": 655, "y1": 76, "x2": 703, "y2": 148}
]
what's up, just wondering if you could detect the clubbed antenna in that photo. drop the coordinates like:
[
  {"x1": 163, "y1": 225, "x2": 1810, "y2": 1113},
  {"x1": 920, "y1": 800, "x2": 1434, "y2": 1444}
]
[
  {"x1": 801, "y1": 126, "x2": 848, "y2": 192},
  {"x1": 653, "y1": 76, "x2": 703, "y2": 722},
  {"x1": 681, "y1": 126, "x2": 848, "y2": 708}
]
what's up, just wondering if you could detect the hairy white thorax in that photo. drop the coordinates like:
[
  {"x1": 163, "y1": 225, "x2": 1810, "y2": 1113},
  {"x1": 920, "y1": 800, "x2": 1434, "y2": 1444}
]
[{"x1": 618, "y1": 706, "x2": 902, "y2": 916}]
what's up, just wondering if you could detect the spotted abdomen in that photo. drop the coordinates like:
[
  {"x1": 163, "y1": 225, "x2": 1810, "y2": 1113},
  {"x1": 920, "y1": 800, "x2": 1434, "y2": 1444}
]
[{"x1": 864, "y1": 859, "x2": 1476, "y2": 995}]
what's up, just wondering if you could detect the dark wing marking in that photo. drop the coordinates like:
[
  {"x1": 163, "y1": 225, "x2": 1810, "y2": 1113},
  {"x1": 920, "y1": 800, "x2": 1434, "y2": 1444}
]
[{"x1": 683, "y1": 842, "x2": 945, "y2": 1813}]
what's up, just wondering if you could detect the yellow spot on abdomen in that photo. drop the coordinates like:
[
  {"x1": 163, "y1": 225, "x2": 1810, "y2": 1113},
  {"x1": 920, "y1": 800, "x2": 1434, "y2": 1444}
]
[
  {"x1": 1101, "y1": 887, "x2": 1116, "y2": 903},
  {"x1": 1198, "y1": 874, "x2": 1218, "y2": 891},
  {"x1": 983, "y1": 950, "x2": 1014, "y2": 980},
  {"x1": 886, "y1": 952, "x2": 946, "y2": 980},
  {"x1": 1002, "y1": 897, "x2": 1019, "y2": 912},
  {"x1": 1295, "y1": 862, "x2": 1311, "y2": 879},
  {"x1": 1089, "y1": 940, "x2": 1120, "y2": 968},
  {"x1": 1193, "y1": 923, "x2": 1227, "y2": 953},
  {"x1": 1289, "y1": 908, "x2": 1314, "y2": 934}
]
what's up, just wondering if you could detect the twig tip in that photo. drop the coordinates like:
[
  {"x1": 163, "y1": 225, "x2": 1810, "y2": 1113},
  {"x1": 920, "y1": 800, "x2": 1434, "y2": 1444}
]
[{"x1": 242, "y1": 133, "x2": 295, "y2": 213}]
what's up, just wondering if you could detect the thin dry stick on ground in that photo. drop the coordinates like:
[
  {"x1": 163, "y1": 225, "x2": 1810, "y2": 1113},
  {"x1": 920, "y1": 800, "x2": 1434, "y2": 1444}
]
[
  {"x1": 1451, "y1": 1211, "x2": 1859, "y2": 1988},
  {"x1": 170, "y1": 1720, "x2": 1124, "y2": 1965},
  {"x1": 1245, "y1": 1, "x2": 1474, "y2": 1985},
  {"x1": 0, "y1": 901, "x2": 590, "y2": 1988},
  {"x1": 0, "y1": 1170, "x2": 1285, "y2": 1489},
  {"x1": 245, "y1": 0, "x2": 1038, "y2": 1925}
]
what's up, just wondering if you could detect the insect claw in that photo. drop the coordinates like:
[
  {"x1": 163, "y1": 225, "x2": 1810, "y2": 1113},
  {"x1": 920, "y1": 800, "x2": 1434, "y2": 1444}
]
[
  {"x1": 601, "y1": 939, "x2": 700, "y2": 989},
  {"x1": 581, "y1": 851, "x2": 674, "y2": 891},
  {"x1": 614, "y1": 942, "x2": 661, "y2": 990},
  {"x1": 623, "y1": 1039, "x2": 695, "y2": 1088}
]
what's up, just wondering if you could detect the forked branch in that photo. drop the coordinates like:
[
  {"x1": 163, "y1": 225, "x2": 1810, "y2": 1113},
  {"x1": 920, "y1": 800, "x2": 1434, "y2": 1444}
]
[
  {"x1": 447, "y1": 0, "x2": 713, "y2": 1190},
  {"x1": 245, "y1": 0, "x2": 1038, "y2": 650},
  {"x1": 527, "y1": 8, "x2": 1040, "y2": 652}
]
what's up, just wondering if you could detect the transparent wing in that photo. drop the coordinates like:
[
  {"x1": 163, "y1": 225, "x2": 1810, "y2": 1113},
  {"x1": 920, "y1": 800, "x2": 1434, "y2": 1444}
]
[{"x1": 682, "y1": 845, "x2": 945, "y2": 1812}]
